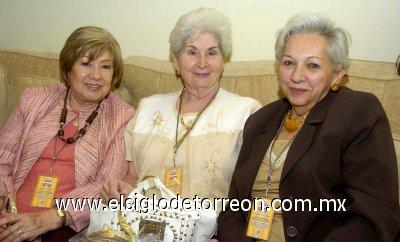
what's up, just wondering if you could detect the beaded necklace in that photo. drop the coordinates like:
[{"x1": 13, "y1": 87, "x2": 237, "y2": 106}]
[
  {"x1": 57, "y1": 87, "x2": 105, "y2": 144},
  {"x1": 283, "y1": 108, "x2": 308, "y2": 132}
]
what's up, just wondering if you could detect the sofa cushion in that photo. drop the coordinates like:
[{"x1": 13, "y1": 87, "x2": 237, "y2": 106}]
[
  {"x1": 0, "y1": 65, "x2": 9, "y2": 127},
  {"x1": 123, "y1": 66, "x2": 180, "y2": 107},
  {"x1": 123, "y1": 56, "x2": 281, "y2": 107},
  {"x1": 122, "y1": 56, "x2": 179, "y2": 107},
  {"x1": 395, "y1": 136, "x2": 400, "y2": 186},
  {"x1": 0, "y1": 50, "x2": 59, "y2": 85},
  {"x1": 9, "y1": 74, "x2": 59, "y2": 110},
  {"x1": 113, "y1": 85, "x2": 131, "y2": 104}
]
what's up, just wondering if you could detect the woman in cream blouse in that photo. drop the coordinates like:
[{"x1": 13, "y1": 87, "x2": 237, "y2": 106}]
[{"x1": 101, "y1": 7, "x2": 260, "y2": 203}]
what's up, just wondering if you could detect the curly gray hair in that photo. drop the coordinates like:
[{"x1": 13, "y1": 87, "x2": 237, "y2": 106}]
[
  {"x1": 275, "y1": 13, "x2": 351, "y2": 71},
  {"x1": 169, "y1": 7, "x2": 232, "y2": 58}
]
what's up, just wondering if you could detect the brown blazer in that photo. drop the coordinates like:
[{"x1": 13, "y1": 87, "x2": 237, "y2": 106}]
[{"x1": 218, "y1": 87, "x2": 400, "y2": 242}]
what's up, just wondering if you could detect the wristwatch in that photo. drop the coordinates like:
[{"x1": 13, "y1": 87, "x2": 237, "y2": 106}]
[{"x1": 56, "y1": 209, "x2": 66, "y2": 226}]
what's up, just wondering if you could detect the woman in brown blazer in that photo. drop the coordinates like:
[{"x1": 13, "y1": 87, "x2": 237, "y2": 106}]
[{"x1": 217, "y1": 14, "x2": 400, "y2": 242}]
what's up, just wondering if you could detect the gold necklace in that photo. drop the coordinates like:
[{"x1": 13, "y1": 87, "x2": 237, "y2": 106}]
[
  {"x1": 179, "y1": 114, "x2": 195, "y2": 130},
  {"x1": 284, "y1": 108, "x2": 308, "y2": 132},
  {"x1": 178, "y1": 91, "x2": 215, "y2": 130},
  {"x1": 172, "y1": 87, "x2": 219, "y2": 167}
]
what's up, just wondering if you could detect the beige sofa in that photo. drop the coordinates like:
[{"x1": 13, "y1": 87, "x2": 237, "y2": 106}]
[{"x1": 0, "y1": 48, "x2": 399, "y2": 173}]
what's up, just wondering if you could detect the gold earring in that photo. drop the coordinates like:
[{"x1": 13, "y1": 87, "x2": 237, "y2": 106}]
[{"x1": 331, "y1": 83, "x2": 340, "y2": 92}]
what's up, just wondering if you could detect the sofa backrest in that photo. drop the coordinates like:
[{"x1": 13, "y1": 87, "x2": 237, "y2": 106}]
[
  {"x1": 1, "y1": 50, "x2": 399, "y2": 156},
  {"x1": 123, "y1": 56, "x2": 400, "y2": 138}
]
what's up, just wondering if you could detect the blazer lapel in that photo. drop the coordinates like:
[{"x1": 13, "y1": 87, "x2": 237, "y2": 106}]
[
  {"x1": 14, "y1": 95, "x2": 64, "y2": 190},
  {"x1": 280, "y1": 123, "x2": 316, "y2": 182},
  {"x1": 280, "y1": 91, "x2": 336, "y2": 182}
]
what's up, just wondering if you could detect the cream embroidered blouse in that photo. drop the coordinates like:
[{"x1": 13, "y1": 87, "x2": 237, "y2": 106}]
[{"x1": 125, "y1": 88, "x2": 261, "y2": 201}]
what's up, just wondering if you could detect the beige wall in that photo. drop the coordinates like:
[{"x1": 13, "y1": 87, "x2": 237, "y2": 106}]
[{"x1": 0, "y1": 0, "x2": 399, "y2": 62}]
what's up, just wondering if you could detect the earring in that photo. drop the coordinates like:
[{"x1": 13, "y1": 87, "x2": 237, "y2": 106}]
[{"x1": 331, "y1": 84, "x2": 340, "y2": 92}]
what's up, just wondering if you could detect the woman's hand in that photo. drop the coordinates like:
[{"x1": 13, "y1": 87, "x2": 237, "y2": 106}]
[
  {"x1": 0, "y1": 209, "x2": 61, "y2": 242},
  {"x1": 101, "y1": 178, "x2": 135, "y2": 203},
  {"x1": 101, "y1": 161, "x2": 138, "y2": 204}
]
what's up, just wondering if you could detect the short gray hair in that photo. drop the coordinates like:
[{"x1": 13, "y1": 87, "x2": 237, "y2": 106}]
[
  {"x1": 275, "y1": 13, "x2": 351, "y2": 70},
  {"x1": 169, "y1": 7, "x2": 232, "y2": 57}
]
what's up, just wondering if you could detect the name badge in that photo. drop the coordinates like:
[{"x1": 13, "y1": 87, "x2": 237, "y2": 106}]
[
  {"x1": 164, "y1": 166, "x2": 183, "y2": 195},
  {"x1": 246, "y1": 198, "x2": 274, "y2": 240},
  {"x1": 31, "y1": 175, "x2": 58, "y2": 208}
]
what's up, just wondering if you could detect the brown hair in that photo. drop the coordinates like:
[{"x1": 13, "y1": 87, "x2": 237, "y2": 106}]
[{"x1": 59, "y1": 26, "x2": 123, "y2": 89}]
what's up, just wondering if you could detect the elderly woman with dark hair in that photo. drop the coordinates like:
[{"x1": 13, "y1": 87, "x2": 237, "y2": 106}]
[
  {"x1": 0, "y1": 26, "x2": 134, "y2": 242},
  {"x1": 218, "y1": 14, "x2": 400, "y2": 242},
  {"x1": 102, "y1": 7, "x2": 260, "y2": 206}
]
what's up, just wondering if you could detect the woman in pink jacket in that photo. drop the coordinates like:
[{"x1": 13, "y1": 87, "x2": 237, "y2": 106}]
[{"x1": 0, "y1": 26, "x2": 134, "y2": 242}]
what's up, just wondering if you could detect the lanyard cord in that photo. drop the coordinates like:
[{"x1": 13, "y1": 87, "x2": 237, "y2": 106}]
[
  {"x1": 264, "y1": 113, "x2": 298, "y2": 197},
  {"x1": 50, "y1": 120, "x2": 78, "y2": 176},
  {"x1": 173, "y1": 87, "x2": 219, "y2": 167}
]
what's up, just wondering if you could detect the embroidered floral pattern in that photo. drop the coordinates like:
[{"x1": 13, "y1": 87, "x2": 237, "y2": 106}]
[
  {"x1": 127, "y1": 90, "x2": 260, "y2": 199},
  {"x1": 204, "y1": 158, "x2": 219, "y2": 173},
  {"x1": 151, "y1": 111, "x2": 165, "y2": 133},
  {"x1": 201, "y1": 112, "x2": 223, "y2": 175}
]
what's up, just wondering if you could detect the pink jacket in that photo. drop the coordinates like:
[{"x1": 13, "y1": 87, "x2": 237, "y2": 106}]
[{"x1": 0, "y1": 83, "x2": 134, "y2": 231}]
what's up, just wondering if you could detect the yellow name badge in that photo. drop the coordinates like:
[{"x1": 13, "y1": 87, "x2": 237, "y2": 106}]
[
  {"x1": 31, "y1": 175, "x2": 59, "y2": 208},
  {"x1": 246, "y1": 198, "x2": 275, "y2": 240},
  {"x1": 164, "y1": 166, "x2": 183, "y2": 195}
]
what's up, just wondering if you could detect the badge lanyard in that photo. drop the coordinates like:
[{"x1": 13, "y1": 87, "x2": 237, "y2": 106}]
[
  {"x1": 265, "y1": 120, "x2": 296, "y2": 197},
  {"x1": 246, "y1": 112, "x2": 299, "y2": 241},
  {"x1": 49, "y1": 137, "x2": 69, "y2": 175},
  {"x1": 164, "y1": 87, "x2": 219, "y2": 195},
  {"x1": 172, "y1": 87, "x2": 219, "y2": 167},
  {"x1": 31, "y1": 120, "x2": 78, "y2": 208}
]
